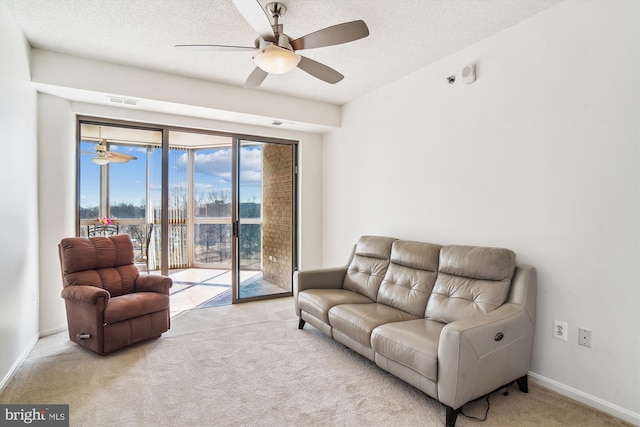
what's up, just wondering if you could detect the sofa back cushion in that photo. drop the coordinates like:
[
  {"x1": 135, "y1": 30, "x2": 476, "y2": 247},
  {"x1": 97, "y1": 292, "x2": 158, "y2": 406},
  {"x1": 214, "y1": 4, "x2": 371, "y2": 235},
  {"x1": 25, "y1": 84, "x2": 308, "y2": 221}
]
[
  {"x1": 59, "y1": 235, "x2": 138, "y2": 297},
  {"x1": 425, "y1": 245, "x2": 516, "y2": 323},
  {"x1": 343, "y1": 236, "x2": 396, "y2": 301},
  {"x1": 377, "y1": 240, "x2": 441, "y2": 316}
]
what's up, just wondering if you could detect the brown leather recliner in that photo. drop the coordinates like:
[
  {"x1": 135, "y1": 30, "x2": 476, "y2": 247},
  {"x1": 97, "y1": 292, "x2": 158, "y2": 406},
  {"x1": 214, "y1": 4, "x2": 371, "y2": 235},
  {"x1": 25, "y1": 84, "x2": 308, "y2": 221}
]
[{"x1": 58, "y1": 234, "x2": 172, "y2": 355}]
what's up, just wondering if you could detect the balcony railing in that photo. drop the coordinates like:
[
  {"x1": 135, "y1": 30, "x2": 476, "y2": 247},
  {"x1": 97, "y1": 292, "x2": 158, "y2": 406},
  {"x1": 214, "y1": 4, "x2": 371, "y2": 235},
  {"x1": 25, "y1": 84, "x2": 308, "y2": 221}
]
[{"x1": 79, "y1": 220, "x2": 262, "y2": 271}]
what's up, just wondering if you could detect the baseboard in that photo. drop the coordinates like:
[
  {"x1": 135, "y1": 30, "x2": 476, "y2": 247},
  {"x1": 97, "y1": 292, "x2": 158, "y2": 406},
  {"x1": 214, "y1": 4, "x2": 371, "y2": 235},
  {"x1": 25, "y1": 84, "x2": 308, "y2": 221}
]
[
  {"x1": 529, "y1": 372, "x2": 640, "y2": 426},
  {"x1": 39, "y1": 324, "x2": 67, "y2": 337},
  {"x1": 0, "y1": 335, "x2": 39, "y2": 392}
]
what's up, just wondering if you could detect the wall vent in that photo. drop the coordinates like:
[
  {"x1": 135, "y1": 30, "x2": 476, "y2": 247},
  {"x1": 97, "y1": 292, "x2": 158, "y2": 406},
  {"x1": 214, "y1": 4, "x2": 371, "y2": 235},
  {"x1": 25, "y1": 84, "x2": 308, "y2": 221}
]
[{"x1": 108, "y1": 96, "x2": 138, "y2": 106}]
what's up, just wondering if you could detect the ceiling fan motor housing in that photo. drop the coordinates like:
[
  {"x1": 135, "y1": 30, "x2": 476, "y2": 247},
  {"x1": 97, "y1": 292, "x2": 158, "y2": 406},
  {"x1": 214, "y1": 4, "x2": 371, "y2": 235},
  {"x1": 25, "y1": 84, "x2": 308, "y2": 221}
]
[{"x1": 278, "y1": 34, "x2": 294, "y2": 51}]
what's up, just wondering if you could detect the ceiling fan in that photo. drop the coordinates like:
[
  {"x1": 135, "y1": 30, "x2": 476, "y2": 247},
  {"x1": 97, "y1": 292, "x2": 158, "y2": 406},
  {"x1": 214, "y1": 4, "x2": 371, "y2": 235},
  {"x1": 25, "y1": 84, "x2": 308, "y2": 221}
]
[
  {"x1": 85, "y1": 128, "x2": 137, "y2": 165},
  {"x1": 175, "y1": 0, "x2": 370, "y2": 87}
]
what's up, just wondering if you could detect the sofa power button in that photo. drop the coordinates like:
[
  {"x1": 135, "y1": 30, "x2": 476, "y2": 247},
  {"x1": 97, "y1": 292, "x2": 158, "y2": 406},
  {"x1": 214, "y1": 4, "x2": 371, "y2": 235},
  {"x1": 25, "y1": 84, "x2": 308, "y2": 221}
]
[{"x1": 494, "y1": 333, "x2": 504, "y2": 341}]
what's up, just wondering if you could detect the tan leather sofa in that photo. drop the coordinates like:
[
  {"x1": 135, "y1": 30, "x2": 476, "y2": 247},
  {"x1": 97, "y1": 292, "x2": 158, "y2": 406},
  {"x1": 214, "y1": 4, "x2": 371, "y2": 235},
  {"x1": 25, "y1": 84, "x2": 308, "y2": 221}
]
[
  {"x1": 59, "y1": 235, "x2": 172, "y2": 355},
  {"x1": 294, "y1": 236, "x2": 536, "y2": 427}
]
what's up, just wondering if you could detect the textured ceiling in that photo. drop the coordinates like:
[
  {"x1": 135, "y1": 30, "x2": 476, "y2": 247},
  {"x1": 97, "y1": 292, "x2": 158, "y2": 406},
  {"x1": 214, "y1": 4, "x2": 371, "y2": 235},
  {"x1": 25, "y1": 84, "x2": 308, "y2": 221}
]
[{"x1": 5, "y1": 0, "x2": 563, "y2": 106}]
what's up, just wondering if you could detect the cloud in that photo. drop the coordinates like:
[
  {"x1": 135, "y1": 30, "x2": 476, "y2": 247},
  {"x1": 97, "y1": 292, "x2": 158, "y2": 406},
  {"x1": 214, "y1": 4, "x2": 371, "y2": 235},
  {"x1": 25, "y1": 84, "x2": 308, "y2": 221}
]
[
  {"x1": 240, "y1": 170, "x2": 262, "y2": 184},
  {"x1": 239, "y1": 147, "x2": 262, "y2": 184},
  {"x1": 155, "y1": 147, "x2": 265, "y2": 205},
  {"x1": 189, "y1": 147, "x2": 263, "y2": 185},
  {"x1": 193, "y1": 149, "x2": 232, "y2": 181}
]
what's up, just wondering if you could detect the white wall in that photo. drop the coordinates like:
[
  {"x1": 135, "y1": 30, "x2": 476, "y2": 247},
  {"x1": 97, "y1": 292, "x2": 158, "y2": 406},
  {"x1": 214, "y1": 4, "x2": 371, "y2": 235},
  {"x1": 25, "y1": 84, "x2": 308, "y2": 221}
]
[
  {"x1": 0, "y1": 1, "x2": 40, "y2": 387},
  {"x1": 37, "y1": 93, "x2": 76, "y2": 335},
  {"x1": 322, "y1": 0, "x2": 639, "y2": 423}
]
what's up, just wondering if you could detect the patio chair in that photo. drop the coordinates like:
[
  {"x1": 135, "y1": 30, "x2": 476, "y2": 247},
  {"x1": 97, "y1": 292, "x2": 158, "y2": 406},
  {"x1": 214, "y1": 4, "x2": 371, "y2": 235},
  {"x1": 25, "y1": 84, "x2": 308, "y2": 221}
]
[{"x1": 87, "y1": 223, "x2": 119, "y2": 237}]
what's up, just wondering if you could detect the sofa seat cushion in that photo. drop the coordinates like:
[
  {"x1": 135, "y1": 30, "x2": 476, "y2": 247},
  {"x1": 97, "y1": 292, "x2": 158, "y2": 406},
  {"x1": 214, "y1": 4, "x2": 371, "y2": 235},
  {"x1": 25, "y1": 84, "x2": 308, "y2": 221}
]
[
  {"x1": 298, "y1": 289, "x2": 373, "y2": 324},
  {"x1": 371, "y1": 319, "x2": 445, "y2": 382},
  {"x1": 328, "y1": 303, "x2": 419, "y2": 348},
  {"x1": 104, "y1": 292, "x2": 169, "y2": 325}
]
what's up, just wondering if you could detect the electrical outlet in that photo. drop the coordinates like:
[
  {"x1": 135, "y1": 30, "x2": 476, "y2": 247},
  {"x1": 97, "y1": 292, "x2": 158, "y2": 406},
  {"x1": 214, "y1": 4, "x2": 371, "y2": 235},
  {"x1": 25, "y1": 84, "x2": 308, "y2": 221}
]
[
  {"x1": 578, "y1": 328, "x2": 592, "y2": 348},
  {"x1": 553, "y1": 320, "x2": 568, "y2": 341}
]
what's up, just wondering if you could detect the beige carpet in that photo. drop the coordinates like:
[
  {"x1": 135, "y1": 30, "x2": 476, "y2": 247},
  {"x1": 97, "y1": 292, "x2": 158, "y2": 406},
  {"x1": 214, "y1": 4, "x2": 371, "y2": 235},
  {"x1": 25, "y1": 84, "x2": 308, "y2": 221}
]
[{"x1": 0, "y1": 297, "x2": 631, "y2": 427}]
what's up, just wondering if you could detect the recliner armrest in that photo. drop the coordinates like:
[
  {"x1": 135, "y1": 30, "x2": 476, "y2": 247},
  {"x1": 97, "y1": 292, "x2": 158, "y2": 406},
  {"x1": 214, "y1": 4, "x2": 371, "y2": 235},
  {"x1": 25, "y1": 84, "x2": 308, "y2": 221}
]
[
  {"x1": 61, "y1": 285, "x2": 110, "y2": 304},
  {"x1": 437, "y1": 302, "x2": 535, "y2": 410},
  {"x1": 135, "y1": 274, "x2": 172, "y2": 295},
  {"x1": 294, "y1": 267, "x2": 348, "y2": 294}
]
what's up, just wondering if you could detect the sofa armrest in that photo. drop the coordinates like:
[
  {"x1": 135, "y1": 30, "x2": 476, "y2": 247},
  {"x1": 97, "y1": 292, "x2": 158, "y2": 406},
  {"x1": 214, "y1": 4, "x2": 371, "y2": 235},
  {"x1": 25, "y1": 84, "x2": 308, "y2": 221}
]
[
  {"x1": 61, "y1": 285, "x2": 110, "y2": 304},
  {"x1": 294, "y1": 244, "x2": 356, "y2": 295},
  {"x1": 437, "y1": 265, "x2": 536, "y2": 410},
  {"x1": 135, "y1": 274, "x2": 173, "y2": 295},
  {"x1": 294, "y1": 267, "x2": 348, "y2": 318},
  {"x1": 438, "y1": 304, "x2": 535, "y2": 409},
  {"x1": 294, "y1": 267, "x2": 348, "y2": 294}
]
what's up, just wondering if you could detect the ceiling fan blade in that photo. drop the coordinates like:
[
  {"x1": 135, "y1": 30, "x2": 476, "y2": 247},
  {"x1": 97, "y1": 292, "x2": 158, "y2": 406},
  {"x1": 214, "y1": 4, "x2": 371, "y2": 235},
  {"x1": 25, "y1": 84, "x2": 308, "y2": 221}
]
[
  {"x1": 175, "y1": 44, "x2": 257, "y2": 52},
  {"x1": 104, "y1": 155, "x2": 128, "y2": 163},
  {"x1": 245, "y1": 67, "x2": 269, "y2": 87},
  {"x1": 297, "y1": 56, "x2": 344, "y2": 84},
  {"x1": 232, "y1": 0, "x2": 276, "y2": 43},
  {"x1": 291, "y1": 20, "x2": 369, "y2": 51},
  {"x1": 107, "y1": 151, "x2": 137, "y2": 161}
]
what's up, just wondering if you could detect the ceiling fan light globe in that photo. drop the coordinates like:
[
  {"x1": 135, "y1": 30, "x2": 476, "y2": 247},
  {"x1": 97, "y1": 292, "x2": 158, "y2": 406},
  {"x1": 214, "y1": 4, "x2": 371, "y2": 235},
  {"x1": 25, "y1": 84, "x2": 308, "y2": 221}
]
[
  {"x1": 252, "y1": 45, "x2": 301, "y2": 74},
  {"x1": 92, "y1": 157, "x2": 110, "y2": 165}
]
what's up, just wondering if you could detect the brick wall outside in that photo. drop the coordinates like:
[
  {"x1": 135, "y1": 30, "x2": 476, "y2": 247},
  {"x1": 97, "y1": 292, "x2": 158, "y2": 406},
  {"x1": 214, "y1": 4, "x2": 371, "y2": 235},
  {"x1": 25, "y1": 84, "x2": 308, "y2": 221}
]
[{"x1": 262, "y1": 144, "x2": 293, "y2": 290}]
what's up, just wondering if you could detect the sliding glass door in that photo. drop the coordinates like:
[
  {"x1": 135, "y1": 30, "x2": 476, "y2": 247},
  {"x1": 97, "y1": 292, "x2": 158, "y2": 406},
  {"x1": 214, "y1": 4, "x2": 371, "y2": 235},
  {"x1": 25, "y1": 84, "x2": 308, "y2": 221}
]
[
  {"x1": 235, "y1": 139, "x2": 296, "y2": 301},
  {"x1": 79, "y1": 118, "x2": 297, "y2": 305}
]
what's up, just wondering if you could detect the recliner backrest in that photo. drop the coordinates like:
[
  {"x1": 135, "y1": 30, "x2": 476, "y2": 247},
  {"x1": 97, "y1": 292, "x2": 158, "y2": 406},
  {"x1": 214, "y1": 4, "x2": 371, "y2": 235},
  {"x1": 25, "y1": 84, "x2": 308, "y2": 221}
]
[
  {"x1": 59, "y1": 235, "x2": 139, "y2": 297},
  {"x1": 343, "y1": 236, "x2": 396, "y2": 301},
  {"x1": 425, "y1": 245, "x2": 516, "y2": 323},
  {"x1": 376, "y1": 240, "x2": 441, "y2": 316}
]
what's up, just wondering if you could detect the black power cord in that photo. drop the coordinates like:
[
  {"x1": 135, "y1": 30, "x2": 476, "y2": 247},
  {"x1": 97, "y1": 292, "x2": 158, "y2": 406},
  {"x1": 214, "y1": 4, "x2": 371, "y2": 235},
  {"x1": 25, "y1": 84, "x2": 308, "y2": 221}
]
[
  {"x1": 461, "y1": 393, "x2": 491, "y2": 422},
  {"x1": 460, "y1": 386, "x2": 510, "y2": 422}
]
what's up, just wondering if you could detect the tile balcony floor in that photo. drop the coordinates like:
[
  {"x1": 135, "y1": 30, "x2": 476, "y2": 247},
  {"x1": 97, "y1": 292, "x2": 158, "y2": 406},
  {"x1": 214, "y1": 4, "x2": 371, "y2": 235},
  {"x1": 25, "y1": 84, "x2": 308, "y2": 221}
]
[{"x1": 163, "y1": 268, "x2": 286, "y2": 317}]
